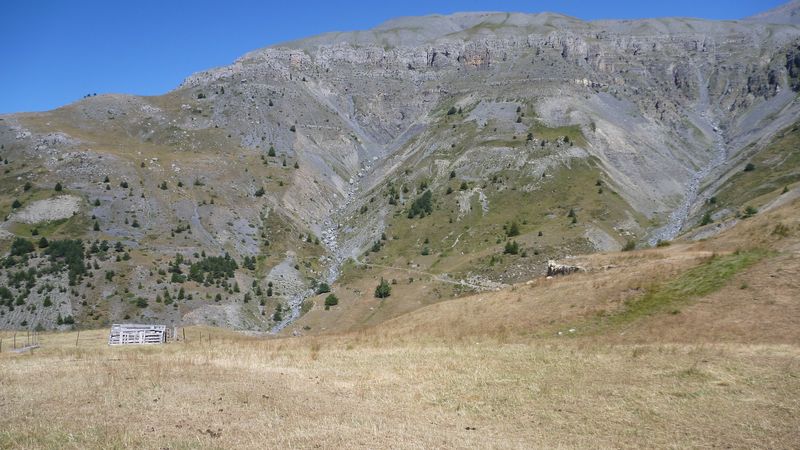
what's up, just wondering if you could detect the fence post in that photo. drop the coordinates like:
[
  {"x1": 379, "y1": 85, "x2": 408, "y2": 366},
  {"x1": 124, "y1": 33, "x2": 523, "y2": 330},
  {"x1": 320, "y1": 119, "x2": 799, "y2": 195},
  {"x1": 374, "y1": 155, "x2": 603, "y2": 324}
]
[
  {"x1": 75, "y1": 330, "x2": 80, "y2": 348},
  {"x1": 13, "y1": 332, "x2": 16, "y2": 349},
  {"x1": 182, "y1": 328, "x2": 186, "y2": 342}
]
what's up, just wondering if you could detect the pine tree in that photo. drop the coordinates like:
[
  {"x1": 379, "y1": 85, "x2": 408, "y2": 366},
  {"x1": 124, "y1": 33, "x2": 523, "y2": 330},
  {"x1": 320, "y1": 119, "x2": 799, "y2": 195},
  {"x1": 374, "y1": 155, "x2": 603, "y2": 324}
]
[{"x1": 374, "y1": 278, "x2": 391, "y2": 299}]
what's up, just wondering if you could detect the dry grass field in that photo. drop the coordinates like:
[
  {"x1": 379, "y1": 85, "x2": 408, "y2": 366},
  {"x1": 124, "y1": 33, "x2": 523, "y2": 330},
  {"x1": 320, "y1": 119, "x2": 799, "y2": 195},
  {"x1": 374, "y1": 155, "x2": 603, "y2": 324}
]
[{"x1": 1, "y1": 198, "x2": 799, "y2": 449}]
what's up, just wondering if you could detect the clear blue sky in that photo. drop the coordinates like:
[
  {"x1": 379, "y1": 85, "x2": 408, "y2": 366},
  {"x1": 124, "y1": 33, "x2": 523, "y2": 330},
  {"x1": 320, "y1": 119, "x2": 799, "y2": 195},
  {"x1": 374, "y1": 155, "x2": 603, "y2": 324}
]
[{"x1": 0, "y1": 0, "x2": 785, "y2": 114}]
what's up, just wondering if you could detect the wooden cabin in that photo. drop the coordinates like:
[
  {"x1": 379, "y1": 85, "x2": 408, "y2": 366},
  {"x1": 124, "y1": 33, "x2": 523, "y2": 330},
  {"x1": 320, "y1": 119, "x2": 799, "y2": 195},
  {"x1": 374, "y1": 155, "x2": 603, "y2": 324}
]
[{"x1": 108, "y1": 324, "x2": 167, "y2": 345}]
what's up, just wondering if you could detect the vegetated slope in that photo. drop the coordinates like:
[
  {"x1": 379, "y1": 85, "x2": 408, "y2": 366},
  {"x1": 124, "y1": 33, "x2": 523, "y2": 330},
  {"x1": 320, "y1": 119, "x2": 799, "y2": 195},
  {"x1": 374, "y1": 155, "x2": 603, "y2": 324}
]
[
  {"x1": 1, "y1": 198, "x2": 798, "y2": 449},
  {"x1": 296, "y1": 188, "x2": 800, "y2": 340},
  {"x1": 2, "y1": 6, "x2": 800, "y2": 331}
]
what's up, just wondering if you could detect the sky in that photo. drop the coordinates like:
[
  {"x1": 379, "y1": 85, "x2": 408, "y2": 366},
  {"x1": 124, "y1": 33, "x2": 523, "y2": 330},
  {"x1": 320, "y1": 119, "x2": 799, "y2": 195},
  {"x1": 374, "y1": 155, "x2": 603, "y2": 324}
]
[{"x1": 0, "y1": 0, "x2": 786, "y2": 114}]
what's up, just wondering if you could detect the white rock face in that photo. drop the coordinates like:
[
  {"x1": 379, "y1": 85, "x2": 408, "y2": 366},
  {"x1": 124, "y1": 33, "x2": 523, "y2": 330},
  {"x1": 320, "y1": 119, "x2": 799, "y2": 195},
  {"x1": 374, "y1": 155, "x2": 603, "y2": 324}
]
[{"x1": 9, "y1": 195, "x2": 82, "y2": 224}]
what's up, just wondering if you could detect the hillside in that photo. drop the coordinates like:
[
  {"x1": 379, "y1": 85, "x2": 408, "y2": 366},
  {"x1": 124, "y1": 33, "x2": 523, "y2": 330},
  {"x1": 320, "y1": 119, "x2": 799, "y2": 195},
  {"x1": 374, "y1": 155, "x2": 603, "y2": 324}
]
[
  {"x1": 2, "y1": 194, "x2": 798, "y2": 448},
  {"x1": 2, "y1": 4, "x2": 800, "y2": 332}
]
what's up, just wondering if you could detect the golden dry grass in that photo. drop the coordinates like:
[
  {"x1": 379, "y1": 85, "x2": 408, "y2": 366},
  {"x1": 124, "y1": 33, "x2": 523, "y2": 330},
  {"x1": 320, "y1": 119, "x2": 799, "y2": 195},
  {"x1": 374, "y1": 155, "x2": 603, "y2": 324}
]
[{"x1": 2, "y1": 331, "x2": 799, "y2": 449}]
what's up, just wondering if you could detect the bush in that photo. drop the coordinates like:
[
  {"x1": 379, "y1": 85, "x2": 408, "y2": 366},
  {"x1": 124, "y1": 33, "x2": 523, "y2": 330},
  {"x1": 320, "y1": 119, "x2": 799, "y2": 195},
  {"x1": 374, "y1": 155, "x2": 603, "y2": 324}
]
[
  {"x1": 374, "y1": 278, "x2": 391, "y2": 299},
  {"x1": 316, "y1": 282, "x2": 331, "y2": 294},
  {"x1": 743, "y1": 206, "x2": 758, "y2": 218},
  {"x1": 407, "y1": 190, "x2": 433, "y2": 218},
  {"x1": 135, "y1": 298, "x2": 148, "y2": 308},
  {"x1": 324, "y1": 294, "x2": 338, "y2": 309},
  {"x1": 268, "y1": 146, "x2": 276, "y2": 157},
  {"x1": 54, "y1": 182, "x2": 62, "y2": 191},
  {"x1": 506, "y1": 222, "x2": 520, "y2": 237},
  {"x1": 503, "y1": 240, "x2": 520, "y2": 255},
  {"x1": 700, "y1": 212, "x2": 713, "y2": 226},
  {"x1": 10, "y1": 238, "x2": 34, "y2": 256},
  {"x1": 622, "y1": 240, "x2": 636, "y2": 251},
  {"x1": 11, "y1": 199, "x2": 21, "y2": 209},
  {"x1": 254, "y1": 187, "x2": 265, "y2": 197},
  {"x1": 38, "y1": 237, "x2": 49, "y2": 248},
  {"x1": 447, "y1": 106, "x2": 457, "y2": 115},
  {"x1": 744, "y1": 163, "x2": 755, "y2": 172}
]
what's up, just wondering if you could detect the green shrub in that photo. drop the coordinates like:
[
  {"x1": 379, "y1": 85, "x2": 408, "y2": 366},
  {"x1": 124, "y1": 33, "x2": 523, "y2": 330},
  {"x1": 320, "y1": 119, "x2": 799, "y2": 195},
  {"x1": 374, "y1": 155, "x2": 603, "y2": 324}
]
[
  {"x1": 506, "y1": 222, "x2": 520, "y2": 237},
  {"x1": 316, "y1": 282, "x2": 331, "y2": 294},
  {"x1": 10, "y1": 238, "x2": 34, "y2": 256},
  {"x1": 374, "y1": 278, "x2": 391, "y2": 299},
  {"x1": 324, "y1": 294, "x2": 338, "y2": 309},
  {"x1": 407, "y1": 191, "x2": 433, "y2": 218},
  {"x1": 503, "y1": 241, "x2": 520, "y2": 255}
]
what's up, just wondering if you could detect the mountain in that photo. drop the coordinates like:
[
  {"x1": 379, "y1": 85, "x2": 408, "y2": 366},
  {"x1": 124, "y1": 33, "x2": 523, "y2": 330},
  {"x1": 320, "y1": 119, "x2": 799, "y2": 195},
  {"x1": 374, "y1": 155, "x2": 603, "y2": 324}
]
[
  {"x1": 745, "y1": 0, "x2": 800, "y2": 25},
  {"x1": 1, "y1": 4, "x2": 800, "y2": 333}
]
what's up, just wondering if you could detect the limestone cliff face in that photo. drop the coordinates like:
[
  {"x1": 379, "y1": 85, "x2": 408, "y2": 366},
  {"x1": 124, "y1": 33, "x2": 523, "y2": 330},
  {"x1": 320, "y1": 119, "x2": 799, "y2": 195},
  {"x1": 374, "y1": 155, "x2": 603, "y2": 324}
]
[{"x1": 176, "y1": 13, "x2": 800, "y2": 227}]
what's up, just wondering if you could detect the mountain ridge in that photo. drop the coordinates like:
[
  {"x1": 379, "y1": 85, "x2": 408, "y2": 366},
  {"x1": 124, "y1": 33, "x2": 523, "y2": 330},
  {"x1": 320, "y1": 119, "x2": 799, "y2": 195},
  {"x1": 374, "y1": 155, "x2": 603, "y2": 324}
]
[{"x1": 0, "y1": 3, "x2": 799, "y2": 332}]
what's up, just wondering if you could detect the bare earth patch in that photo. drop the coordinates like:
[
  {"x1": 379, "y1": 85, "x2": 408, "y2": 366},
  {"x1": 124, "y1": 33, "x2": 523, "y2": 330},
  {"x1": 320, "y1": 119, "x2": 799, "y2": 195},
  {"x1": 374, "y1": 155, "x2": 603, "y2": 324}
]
[{"x1": 9, "y1": 195, "x2": 82, "y2": 224}]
